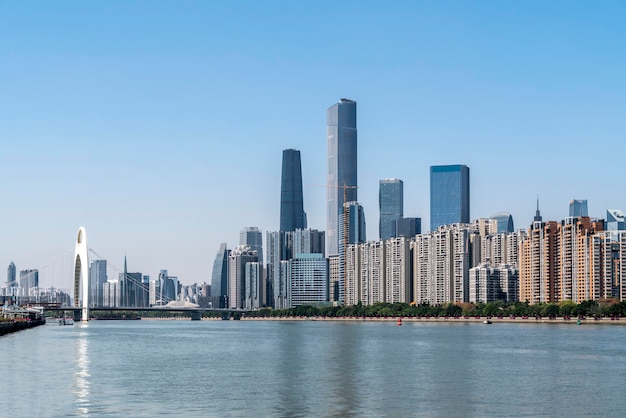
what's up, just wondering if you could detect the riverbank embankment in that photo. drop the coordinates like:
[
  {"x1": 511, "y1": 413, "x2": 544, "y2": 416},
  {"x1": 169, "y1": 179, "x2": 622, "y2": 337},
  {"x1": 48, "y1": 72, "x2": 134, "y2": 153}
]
[
  {"x1": 240, "y1": 316, "x2": 626, "y2": 325},
  {"x1": 0, "y1": 318, "x2": 46, "y2": 336}
]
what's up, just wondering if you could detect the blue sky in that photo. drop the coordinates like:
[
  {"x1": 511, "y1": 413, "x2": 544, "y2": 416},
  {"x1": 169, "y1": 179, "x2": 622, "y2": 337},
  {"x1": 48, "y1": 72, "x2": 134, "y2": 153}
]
[{"x1": 1, "y1": 1, "x2": 625, "y2": 288}]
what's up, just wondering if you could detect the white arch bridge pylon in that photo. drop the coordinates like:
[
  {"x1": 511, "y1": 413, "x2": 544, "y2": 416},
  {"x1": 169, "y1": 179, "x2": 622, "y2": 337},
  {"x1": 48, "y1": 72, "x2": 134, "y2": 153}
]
[{"x1": 73, "y1": 226, "x2": 90, "y2": 322}]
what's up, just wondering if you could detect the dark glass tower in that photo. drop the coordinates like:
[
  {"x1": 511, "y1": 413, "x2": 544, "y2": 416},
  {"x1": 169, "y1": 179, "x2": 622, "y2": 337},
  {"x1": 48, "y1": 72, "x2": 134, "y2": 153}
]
[
  {"x1": 280, "y1": 149, "x2": 307, "y2": 232},
  {"x1": 326, "y1": 98, "x2": 358, "y2": 256},
  {"x1": 430, "y1": 164, "x2": 470, "y2": 231},
  {"x1": 569, "y1": 199, "x2": 588, "y2": 217},
  {"x1": 379, "y1": 178, "x2": 403, "y2": 240}
]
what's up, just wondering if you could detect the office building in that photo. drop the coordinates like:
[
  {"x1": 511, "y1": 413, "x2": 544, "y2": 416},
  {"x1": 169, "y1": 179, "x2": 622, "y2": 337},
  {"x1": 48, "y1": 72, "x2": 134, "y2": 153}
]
[
  {"x1": 292, "y1": 228, "x2": 325, "y2": 257},
  {"x1": 266, "y1": 231, "x2": 292, "y2": 309},
  {"x1": 607, "y1": 209, "x2": 625, "y2": 231},
  {"x1": 228, "y1": 245, "x2": 258, "y2": 309},
  {"x1": 396, "y1": 217, "x2": 421, "y2": 239},
  {"x1": 7, "y1": 261, "x2": 16, "y2": 288},
  {"x1": 280, "y1": 149, "x2": 307, "y2": 232},
  {"x1": 210, "y1": 243, "x2": 230, "y2": 308},
  {"x1": 240, "y1": 227, "x2": 263, "y2": 266},
  {"x1": 490, "y1": 212, "x2": 514, "y2": 234},
  {"x1": 379, "y1": 178, "x2": 403, "y2": 240},
  {"x1": 430, "y1": 164, "x2": 470, "y2": 231},
  {"x1": 89, "y1": 259, "x2": 107, "y2": 307},
  {"x1": 569, "y1": 199, "x2": 588, "y2": 217},
  {"x1": 290, "y1": 253, "x2": 329, "y2": 307},
  {"x1": 326, "y1": 98, "x2": 358, "y2": 256}
]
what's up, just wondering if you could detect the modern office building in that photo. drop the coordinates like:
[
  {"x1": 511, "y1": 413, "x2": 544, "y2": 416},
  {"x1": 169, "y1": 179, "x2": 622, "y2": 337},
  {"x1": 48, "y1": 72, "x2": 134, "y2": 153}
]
[
  {"x1": 89, "y1": 259, "x2": 107, "y2": 307},
  {"x1": 607, "y1": 209, "x2": 625, "y2": 231},
  {"x1": 379, "y1": 179, "x2": 403, "y2": 240},
  {"x1": 292, "y1": 228, "x2": 325, "y2": 258},
  {"x1": 266, "y1": 231, "x2": 292, "y2": 309},
  {"x1": 228, "y1": 245, "x2": 258, "y2": 310},
  {"x1": 280, "y1": 149, "x2": 307, "y2": 232},
  {"x1": 396, "y1": 217, "x2": 421, "y2": 239},
  {"x1": 569, "y1": 199, "x2": 588, "y2": 217},
  {"x1": 240, "y1": 227, "x2": 263, "y2": 266},
  {"x1": 7, "y1": 261, "x2": 16, "y2": 288},
  {"x1": 290, "y1": 253, "x2": 329, "y2": 307},
  {"x1": 430, "y1": 164, "x2": 470, "y2": 231},
  {"x1": 210, "y1": 243, "x2": 230, "y2": 308},
  {"x1": 326, "y1": 98, "x2": 358, "y2": 256},
  {"x1": 490, "y1": 212, "x2": 514, "y2": 233}
]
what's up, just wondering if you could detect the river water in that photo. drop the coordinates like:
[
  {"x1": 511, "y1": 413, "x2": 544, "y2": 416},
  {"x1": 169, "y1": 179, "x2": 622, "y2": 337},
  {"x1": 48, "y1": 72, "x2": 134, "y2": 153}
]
[{"x1": 1, "y1": 319, "x2": 625, "y2": 417}]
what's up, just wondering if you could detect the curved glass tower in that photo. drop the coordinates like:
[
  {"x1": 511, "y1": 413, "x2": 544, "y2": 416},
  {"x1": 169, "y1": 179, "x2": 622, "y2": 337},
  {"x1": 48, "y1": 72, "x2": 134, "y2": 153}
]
[
  {"x1": 280, "y1": 149, "x2": 306, "y2": 232},
  {"x1": 326, "y1": 98, "x2": 357, "y2": 256}
]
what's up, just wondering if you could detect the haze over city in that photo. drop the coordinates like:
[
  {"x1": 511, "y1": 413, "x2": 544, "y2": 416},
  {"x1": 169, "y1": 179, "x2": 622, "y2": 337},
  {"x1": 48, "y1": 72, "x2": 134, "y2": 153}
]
[{"x1": 1, "y1": 1, "x2": 625, "y2": 286}]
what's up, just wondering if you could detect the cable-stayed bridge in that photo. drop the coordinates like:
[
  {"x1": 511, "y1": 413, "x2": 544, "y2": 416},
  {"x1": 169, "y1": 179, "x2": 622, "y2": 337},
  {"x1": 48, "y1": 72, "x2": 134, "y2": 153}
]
[{"x1": 3, "y1": 227, "x2": 247, "y2": 320}]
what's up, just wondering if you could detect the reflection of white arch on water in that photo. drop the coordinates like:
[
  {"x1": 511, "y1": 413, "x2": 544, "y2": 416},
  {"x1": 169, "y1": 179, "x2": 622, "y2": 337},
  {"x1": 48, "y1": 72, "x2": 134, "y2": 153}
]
[{"x1": 73, "y1": 227, "x2": 90, "y2": 321}]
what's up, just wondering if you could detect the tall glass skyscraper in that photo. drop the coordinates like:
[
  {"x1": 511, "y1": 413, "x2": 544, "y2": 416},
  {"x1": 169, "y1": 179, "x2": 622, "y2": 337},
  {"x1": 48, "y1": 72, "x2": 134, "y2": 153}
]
[
  {"x1": 430, "y1": 164, "x2": 470, "y2": 231},
  {"x1": 326, "y1": 98, "x2": 357, "y2": 256},
  {"x1": 280, "y1": 149, "x2": 307, "y2": 232},
  {"x1": 569, "y1": 199, "x2": 588, "y2": 217},
  {"x1": 240, "y1": 227, "x2": 263, "y2": 266},
  {"x1": 211, "y1": 243, "x2": 230, "y2": 307},
  {"x1": 379, "y1": 178, "x2": 403, "y2": 240},
  {"x1": 7, "y1": 261, "x2": 16, "y2": 288}
]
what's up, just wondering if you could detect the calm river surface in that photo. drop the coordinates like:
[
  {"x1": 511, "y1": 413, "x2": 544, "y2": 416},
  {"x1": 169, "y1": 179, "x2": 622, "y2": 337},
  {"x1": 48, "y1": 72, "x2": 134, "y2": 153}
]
[{"x1": 1, "y1": 320, "x2": 625, "y2": 417}]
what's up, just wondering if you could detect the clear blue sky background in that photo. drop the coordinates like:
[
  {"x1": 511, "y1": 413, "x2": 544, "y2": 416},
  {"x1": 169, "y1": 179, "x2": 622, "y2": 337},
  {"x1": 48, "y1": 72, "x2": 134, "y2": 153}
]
[{"x1": 1, "y1": 1, "x2": 625, "y2": 288}]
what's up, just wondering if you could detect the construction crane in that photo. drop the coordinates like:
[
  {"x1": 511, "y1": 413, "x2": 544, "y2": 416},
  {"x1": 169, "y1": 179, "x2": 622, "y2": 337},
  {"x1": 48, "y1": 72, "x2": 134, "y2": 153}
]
[{"x1": 308, "y1": 183, "x2": 358, "y2": 304}]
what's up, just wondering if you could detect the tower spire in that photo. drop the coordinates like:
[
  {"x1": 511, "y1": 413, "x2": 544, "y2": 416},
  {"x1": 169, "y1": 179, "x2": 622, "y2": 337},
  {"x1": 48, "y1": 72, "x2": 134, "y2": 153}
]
[
  {"x1": 124, "y1": 253, "x2": 127, "y2": 275},
  {"x1": 534, "y1": 196, "x2": 542, "y2": 222}
]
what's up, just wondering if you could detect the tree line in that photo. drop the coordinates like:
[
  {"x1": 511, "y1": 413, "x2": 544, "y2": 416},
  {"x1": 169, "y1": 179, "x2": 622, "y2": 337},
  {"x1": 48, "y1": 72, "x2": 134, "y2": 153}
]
[{"x1": 248, "y1": 299, "x2": 626, "y2": 319}]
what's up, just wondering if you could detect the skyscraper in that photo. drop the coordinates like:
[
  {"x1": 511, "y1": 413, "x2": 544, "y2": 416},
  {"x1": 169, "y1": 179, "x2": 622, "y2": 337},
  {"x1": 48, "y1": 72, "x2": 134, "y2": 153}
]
[
  {"x1": 379, "y1": 178, "x2": 403, "y2": 240},
  {"x1": 89, "y1": 259, "x2": 107, "y2": 307},
  {"x1": 240, "y1": 227, "x2": 263, "y2": 266},
  {"x1": 569, "y1": 199, "x2": 589, "y2": 217},
  {"x1": 280, "y1": 149, "x2": 307, "y2": 232},
  {"x1": 210, "y1": 243, "x2": 230, "y2": 308},
  {"x1": 326, "y1": 98, "x2": 358, "y2": 256},
  {"x1": 430, "y1": 164, "x2": 470, "y2": 231},
  {"x1": 19, "y1": 269, "x2": 38, "y2": 290},
  {"x1": 7, "y1": 261, "x2": 16, "y2": 288},
  {"x1": 228, "y1": 245, "x2": 258, "y2": 309},
  {"x1": 607, "y1": 209, "x2": 626, "y2": 231}
]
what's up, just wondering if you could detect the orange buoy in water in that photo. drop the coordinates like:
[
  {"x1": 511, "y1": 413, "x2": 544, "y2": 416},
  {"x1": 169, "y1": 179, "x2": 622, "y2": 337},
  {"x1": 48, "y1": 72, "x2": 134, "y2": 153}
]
[{"x1": 397, "y1": 318, "x2": 402, "y2": 326}]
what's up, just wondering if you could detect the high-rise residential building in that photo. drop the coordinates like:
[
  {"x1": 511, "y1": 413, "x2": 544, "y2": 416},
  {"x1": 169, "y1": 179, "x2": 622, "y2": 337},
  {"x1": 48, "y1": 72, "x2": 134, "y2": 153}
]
[
  {"x1": 430, "y1": 164, "x2": 470, "y2": 231},
  {"x1": 338, "y1": 201, "x2": 366, "y2": 304},
  {"x1": 396, "y1": 217, "x2": 421, "y2": 239},
  {"x1": 210, "y1": 243, "x2": 230, "y2": 308},
  {"x1": 413, "y1": 224, "x2": 472, "y2": 305},
  {"x1": 280, "y1": 149, "x2": 307, "y2": 232},
  {"x1": 292, "y1": 228, "x2": 325, "y2": 258},
  {"x1": 19, "y1": 269, "x2": 38, "y2": 290},
  {"x1": 328, "y1": 255, "x2": 340, "y2": 303},
  {"x1": 290, "y1": 253, "x2": 329, "y2": 307},
  {"x1": 326, "y1": 98, "x2": 358, "y2": 256},
  {"x1": 469, "y1": 263, "x2": 519, "y2": 303},
  {"x1": 7, "y1": 261, "x2": 16, "y2": 288},
  {"x1": 490, "y1": 212, "x2": 514, "y2": 234},
  {"x1": 358, "y1": 241, "x2": 386, "y2": 305},
  {"x1": 228, "y1": 245, "x2": 258, "y2": 310},
  {"x1": 379, "y1": 179, "x2": 403, "y2": 240},
  {"x1": 89, "y1": 259, "x2": 107, "y2": 307},
  {"x1": 385, "y1": 237, "x2": 411, "y2": 304},
  {"x1": 606, "y1": 209, "x2": 625, "y2": 231},
  {"x1": 569, "y1": 199, "x2": 589, "y2": 217}
]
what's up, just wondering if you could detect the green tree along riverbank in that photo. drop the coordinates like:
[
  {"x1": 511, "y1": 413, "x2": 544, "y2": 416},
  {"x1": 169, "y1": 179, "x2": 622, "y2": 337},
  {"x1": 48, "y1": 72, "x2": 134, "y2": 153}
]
[{"x1": 247, "y1": 299, "x2": 626, "y2": 319}]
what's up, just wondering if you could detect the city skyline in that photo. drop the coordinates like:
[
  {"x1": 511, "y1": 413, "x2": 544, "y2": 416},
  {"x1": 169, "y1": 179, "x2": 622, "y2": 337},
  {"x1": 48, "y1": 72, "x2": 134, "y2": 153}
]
[{"x1": 1, "y1": 2, "x2": 625, "y2": 286}]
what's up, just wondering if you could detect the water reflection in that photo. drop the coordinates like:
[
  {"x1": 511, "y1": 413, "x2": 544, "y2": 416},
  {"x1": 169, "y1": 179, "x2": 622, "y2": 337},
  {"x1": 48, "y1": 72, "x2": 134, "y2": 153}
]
[{"x1": 73, "y1": 324, "x2": 90, "y2": 415}]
